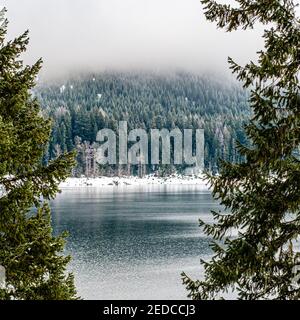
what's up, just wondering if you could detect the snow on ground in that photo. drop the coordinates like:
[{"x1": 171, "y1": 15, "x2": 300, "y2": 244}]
[{"x1": 59, "y1": 174, "x2": 209, "y2": 189}]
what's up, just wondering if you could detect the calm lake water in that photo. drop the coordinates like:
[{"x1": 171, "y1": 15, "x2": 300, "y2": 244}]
[{"x1": 50, "y1": 185, "x2": 220, "y2": 300}]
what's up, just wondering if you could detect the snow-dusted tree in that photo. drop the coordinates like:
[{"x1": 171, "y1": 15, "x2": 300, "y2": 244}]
[
  {"x1": 182, "y1": 0, "x2": 300, "y2": 299},
  {"x1": 0, "y1": 9, "x2": 77, "y2": 299}
]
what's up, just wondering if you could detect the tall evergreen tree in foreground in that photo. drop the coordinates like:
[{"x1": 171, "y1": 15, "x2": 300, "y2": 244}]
[
  {"x1": 0, "y1": 9, "x2": 77, "y2": 299},
  {"x1": 182, "y1": 0, "x2": 300, "y2": 299}
]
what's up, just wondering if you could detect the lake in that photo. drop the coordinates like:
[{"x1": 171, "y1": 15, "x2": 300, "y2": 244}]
[{"x1": 50, "y1": 185, "x2": 220, "y2": 300}]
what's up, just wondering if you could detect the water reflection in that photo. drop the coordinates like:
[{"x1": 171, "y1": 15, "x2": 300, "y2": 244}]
[{"x1": 50, "y1": 185, "x2": 220, "y2": 300}]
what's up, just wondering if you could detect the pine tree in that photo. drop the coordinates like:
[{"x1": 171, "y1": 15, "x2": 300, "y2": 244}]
[
  {"x1": 182, "y1": 0, "x2": 300, "y2": 299},
  {"x1": 0, "y1": 9, "x2": 77, "y2": 300}
]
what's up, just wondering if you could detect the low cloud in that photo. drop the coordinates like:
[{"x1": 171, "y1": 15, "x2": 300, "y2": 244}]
[{"x1": 2, "y1": 0, "x2": 266, "y2": 80}]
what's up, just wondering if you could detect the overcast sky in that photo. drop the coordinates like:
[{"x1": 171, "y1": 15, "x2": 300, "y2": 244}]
[{"x1": 1, "y1": 0, "x2": 286, "y2": 80}]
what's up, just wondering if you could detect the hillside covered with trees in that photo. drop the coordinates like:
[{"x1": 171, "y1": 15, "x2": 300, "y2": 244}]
[{"x1": 35, "y1": 72, "x2": 250, "y2": 176}]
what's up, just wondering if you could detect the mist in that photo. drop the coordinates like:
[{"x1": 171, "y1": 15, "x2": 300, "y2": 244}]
[{"x1": 1, "y1": 0, "x2": 267, "y2": 80}]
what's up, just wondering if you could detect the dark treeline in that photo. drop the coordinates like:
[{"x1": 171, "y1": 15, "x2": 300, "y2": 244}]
[{"x1": 35, "y1": 71, "x2": 250, "y2": 176}]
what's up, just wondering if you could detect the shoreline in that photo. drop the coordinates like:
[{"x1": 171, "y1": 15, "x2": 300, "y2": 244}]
[{"x1": 59, "y1": 174, "x2": 210, "y2": 189}]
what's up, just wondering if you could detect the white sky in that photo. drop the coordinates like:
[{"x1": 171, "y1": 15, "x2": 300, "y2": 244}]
[{"x1": 1, "y1": 0, "x2": 298, "y2": 80}]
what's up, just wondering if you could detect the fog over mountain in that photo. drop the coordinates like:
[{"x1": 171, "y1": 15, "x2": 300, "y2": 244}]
[{"x1": 1, "y1": 0, "x2": 276, "y2": 80}]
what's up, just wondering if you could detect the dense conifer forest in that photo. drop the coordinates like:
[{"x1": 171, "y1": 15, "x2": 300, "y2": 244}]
[{"x1": 35, "y1": 72, "x2": 250, "y2": 176}]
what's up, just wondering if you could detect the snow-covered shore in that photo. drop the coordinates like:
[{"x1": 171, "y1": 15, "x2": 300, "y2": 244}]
[{"x1": 59, "y1": 174, "x2": 209, "y2": 189}]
